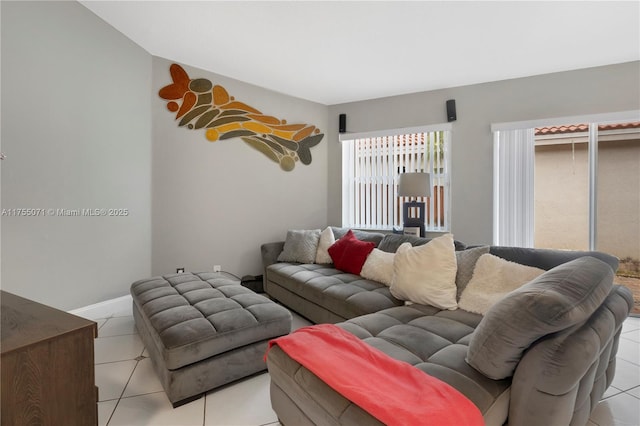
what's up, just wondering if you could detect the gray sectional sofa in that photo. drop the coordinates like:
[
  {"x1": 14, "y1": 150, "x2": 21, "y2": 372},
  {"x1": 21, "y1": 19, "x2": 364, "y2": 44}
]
[{"x1": 261, "y1": 229, "x2": 634, "y2": 426}]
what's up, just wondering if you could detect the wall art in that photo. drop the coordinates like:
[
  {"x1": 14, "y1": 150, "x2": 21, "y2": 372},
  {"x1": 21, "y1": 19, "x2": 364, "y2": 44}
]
[{"x1": 159, "y1": 64, "x2": 324, "y2": 171}]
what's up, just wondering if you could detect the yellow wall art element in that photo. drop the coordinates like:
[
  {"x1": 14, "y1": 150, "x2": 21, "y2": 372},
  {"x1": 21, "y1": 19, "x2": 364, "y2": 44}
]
[{"x1": 159, "y1": 64, "x2": 324, "y2": 171}]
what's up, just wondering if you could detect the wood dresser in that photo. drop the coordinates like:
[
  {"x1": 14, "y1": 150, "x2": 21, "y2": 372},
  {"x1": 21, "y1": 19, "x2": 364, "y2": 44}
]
[{"x1": 1, "y1": 290, "x2": 98, "y2": 425}]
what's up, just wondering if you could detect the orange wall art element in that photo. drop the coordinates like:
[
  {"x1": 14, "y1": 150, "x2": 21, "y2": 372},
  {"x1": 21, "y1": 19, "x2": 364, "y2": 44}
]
[{"x1": 159, "y1": 64, "x2": 324, "y2": 171}]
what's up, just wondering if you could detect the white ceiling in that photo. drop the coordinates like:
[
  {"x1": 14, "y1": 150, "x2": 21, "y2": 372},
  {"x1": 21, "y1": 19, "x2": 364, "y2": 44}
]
[{"x1": 80, "y1": 1, "x2": 640, "y2": 105}]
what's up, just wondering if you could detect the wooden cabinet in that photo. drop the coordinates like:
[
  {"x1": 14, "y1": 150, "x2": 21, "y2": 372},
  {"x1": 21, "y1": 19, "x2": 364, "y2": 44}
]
[{"x1": 1, "y1": 290, "x2": 98, "y2": 425}]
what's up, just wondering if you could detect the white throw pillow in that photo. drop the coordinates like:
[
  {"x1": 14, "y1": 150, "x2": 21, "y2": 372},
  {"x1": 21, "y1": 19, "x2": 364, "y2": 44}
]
[
  {"x1": 458, "y1": 254, "x2": 545, "y2": 315},
  {"x1": 360, "y1": 248, "x2": 395, "y2": 286},
  {"x1": 390, "y1": 233, "x2": 458, "y2": 310},
  {"x1": 315, "y1": 227, "x2": 336, "y2": 264}
]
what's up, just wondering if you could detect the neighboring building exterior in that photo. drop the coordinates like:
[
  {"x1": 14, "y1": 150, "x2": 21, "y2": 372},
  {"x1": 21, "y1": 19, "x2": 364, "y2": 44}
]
[{"x1": 534, "y1": 123, "x2": 640, "y2": 269}]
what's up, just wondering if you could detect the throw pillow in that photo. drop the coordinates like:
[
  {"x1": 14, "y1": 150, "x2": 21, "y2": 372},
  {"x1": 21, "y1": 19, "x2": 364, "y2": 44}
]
[
  {"x1": 315, "y1": 227, "x2": 336, "y2": 264},
  {"x1": 360, "y1": 248, "x2": 395, "y2": 286},
  {"x1": 328, "y1": 230, "x2": 375, "y2": 275},
  {"x1": 277, "y1": 229, "x2": 321, "y2": 264},
  {"x1": 458, "y1": 254, "x2": 544, "y2": 315},
  {"x1": 390, "y1": 233, "x2": 458, "y2": 310},
  {"x1": 466, "y1": 256, "x2": 614, "y2": 380},
  {"x1": 455, "y1": 246, "x2": 490, "y2": 300}
]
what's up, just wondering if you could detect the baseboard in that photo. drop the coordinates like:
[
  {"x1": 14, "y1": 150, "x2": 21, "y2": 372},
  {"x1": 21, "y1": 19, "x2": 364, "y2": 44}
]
[{"x1": 68, "y1": 294, "x2": 132, "y2": 320}]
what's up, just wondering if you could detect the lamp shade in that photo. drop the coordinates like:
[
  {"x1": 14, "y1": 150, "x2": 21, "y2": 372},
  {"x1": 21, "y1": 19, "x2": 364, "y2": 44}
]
[{"x1": 398, "y1": 173, "x2": 432, "y2": 197}]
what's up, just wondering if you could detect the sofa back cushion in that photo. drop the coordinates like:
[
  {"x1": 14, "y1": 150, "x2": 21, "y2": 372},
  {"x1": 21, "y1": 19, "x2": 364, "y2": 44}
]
[
  {"x1": 488, "y1": 246, "x2": 619, "y2": 271},
  {"x1": 466, "y1": 256, "x2": 614, "y2": 380},
  {"x1": 330, "y1": 227, "x2": 385, "y2": 246},
  {"x1": 378, "y1": 233, "x2": 467, "y2": 253}
]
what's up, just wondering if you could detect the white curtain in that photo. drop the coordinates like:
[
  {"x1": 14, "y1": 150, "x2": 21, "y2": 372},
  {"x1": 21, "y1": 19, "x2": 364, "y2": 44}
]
[{"x1": 493, "y1": 128, "x2": 535, "y2": 247}]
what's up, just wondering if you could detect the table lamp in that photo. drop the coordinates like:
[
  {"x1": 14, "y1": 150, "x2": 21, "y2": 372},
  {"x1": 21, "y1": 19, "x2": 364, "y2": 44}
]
[{"x1": 398, "y1": 172, "x2": 432, "y2": 237}]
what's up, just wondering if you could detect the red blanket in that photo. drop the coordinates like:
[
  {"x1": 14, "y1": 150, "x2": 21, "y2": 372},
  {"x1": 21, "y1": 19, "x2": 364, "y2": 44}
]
[{"x1": 266, "y1": 324, "x2": 484, "y2": 426}]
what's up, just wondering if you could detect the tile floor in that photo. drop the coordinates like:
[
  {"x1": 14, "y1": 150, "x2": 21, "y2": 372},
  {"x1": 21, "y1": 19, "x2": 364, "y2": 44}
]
[{"x1": 95, "y1": 307, "x2": 640, "y2": 426}]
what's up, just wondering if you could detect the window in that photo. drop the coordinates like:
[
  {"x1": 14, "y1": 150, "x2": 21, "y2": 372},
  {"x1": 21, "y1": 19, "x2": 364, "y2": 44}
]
[
  {"x1": 341, "y1": 124, "x2": 451, "y2": 232},
  {"x1": 492, "y1": 110, "x2": 640, "y2": 249}
]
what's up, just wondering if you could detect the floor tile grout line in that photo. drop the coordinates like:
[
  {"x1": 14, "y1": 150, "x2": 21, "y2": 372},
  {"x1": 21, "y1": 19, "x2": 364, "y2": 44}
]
[
  {"x1": 615, "y1": 358, "x2": 640, "y2": 368},
  {"x1": 97, "y1": 332, "x2": 138, "y2": 338},
  {"x1": 95, "y1": 358, "x2": 139, "y2": 368},
  {"x1": 624, "y1": 385, "x2": 640, "y2": 400},
  {"x1": 602, "y1": 389, "x2": 623, "y2": 400},
  {"x1": 97, "y1": 316, "x2": 118, "y2": 330},
  {"x1": 106, "y1": 357, "x2": 141, "y2": 426},
  {"x1": 95, "y1": 334, "x2": 140, "y2": 341},
  {"x1": 117, "y1": 390, "x2": 165, "y2": 401}
]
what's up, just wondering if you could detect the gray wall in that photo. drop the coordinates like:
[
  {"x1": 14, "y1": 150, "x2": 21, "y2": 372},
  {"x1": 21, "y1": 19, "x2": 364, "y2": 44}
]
[
  {"x1": 327, "y1": 61, "x2": 640, "y2": 245},
  {"x1": 0, "y1": 1, "x2": 328, "y2": 310},
  {"x1": 151, "y1": 57, "x2": 328, "y2": 277},
  {"x1": 1, "y1": 1, "x2": 152, "y2": 310}
]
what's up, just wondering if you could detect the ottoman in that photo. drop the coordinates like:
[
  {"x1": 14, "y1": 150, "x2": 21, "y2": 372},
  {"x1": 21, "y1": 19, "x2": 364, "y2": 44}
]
[{"x1": 130, "y1": 272, "x2": 292, "y2": 407}]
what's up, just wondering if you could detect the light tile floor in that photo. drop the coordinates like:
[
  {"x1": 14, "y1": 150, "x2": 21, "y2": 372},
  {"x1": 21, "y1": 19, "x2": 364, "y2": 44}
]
[{"x1": 95, "y1": 310, "x2": 640, "y2": 426}]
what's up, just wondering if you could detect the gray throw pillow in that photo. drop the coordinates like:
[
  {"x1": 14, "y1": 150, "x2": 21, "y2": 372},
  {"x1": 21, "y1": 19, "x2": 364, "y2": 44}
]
[
  {"x1": 466, "y1": 256, "x2": 614, "y2": 380},
  {"x1": 455, "y1": 246, "x2": 490, "y2": 299},
  {"x1": 277, "y1": 229, "x2": 321, "y2": 264}
]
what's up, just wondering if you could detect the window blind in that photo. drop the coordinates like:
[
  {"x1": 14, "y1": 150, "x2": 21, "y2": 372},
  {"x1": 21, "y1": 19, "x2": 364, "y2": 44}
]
[
  {"x1": 342, "y1": 129, "x2": 450, "y2": 231},
  {"x1": 493, "y1": 128, "x2": 535, "y2": 246}
]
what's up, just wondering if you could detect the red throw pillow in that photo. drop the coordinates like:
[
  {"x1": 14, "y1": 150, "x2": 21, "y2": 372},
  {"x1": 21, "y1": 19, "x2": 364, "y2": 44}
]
[{"x1": 328, "y1": 230, "x2": 375, "y2": 275}]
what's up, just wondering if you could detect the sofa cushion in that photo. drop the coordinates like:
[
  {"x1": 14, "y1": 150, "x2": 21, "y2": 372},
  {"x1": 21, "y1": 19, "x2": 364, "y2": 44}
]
[
  {"x1": 466, "y1": 256, "x2": 614, "y2": 380},
  {"x1": 488, "y1": 246, "x2": 619, "y2": 271},
  {"x1": 360, "y1": 248, "x2": 395, "y2": 287},
  {"x1": 331, "y1": 227, "x2": 385, "y2": 246},
  {"x1": 315, "y1": 227, "x2": 336, "y2": 264},
  {"x1": 130, "y1": 272, "x2": 291, "y2": 370},
  {"x1": 390, "y1": 234, "x2": 458, "y2": 310},
  {"x1": 458, "y1": 254, "x2": 544, "y2": 315},
  {"x1": 277, "y1": 229, "x2": 321, "y2": 264},
  {"x1": 337, "y1": 305, "x2": 510, "y2": 420},
  {"x1": 266, "y1": 263, "x2": 403, "y2": 319},
  {"x1": 378, "y1": 233, "x2": 467, "y2": 253}
]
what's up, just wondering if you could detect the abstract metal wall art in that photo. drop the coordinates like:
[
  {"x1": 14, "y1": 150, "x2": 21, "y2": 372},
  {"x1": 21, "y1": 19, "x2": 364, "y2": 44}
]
[{"x1": 159, "y1": 64, "x2": 324, "y2": 171}]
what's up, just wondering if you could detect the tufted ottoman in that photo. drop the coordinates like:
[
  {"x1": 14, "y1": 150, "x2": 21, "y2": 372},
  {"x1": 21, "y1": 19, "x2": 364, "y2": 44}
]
[{"x1": 130, "y1": 272, "x2": 292, "y2": 407}]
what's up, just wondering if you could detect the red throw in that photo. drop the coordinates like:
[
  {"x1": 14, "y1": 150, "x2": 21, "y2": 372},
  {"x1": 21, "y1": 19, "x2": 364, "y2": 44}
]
[{"x1": 266, "y1": 324, "x2": 484, "y2": 426}]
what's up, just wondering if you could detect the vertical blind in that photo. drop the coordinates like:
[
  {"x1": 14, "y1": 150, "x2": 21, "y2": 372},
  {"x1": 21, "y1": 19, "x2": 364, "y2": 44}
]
[
  {"x1": 493, "y1": 128, "x2": 535, "y2": 247},
  {"x1": 342, "y1": 129, "x2": 450, "y2": 231}
]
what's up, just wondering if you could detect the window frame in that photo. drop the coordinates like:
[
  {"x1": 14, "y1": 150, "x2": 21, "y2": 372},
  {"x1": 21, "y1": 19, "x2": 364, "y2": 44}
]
[
  {"x1": 340, "y1": 123, "x2": 452, "y2": 232},
  {"x1": 491, "y1": 109, "x2": 640, "y2": 248}
]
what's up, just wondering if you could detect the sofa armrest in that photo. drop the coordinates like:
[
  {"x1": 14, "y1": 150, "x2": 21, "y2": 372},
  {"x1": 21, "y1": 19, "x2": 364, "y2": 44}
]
[
  {"x1": 508, "y1": 285, "x2": 633, "y2": 426},
  {"x1": 261, "y1": 241, "x2": 285, "y2": 271}
]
